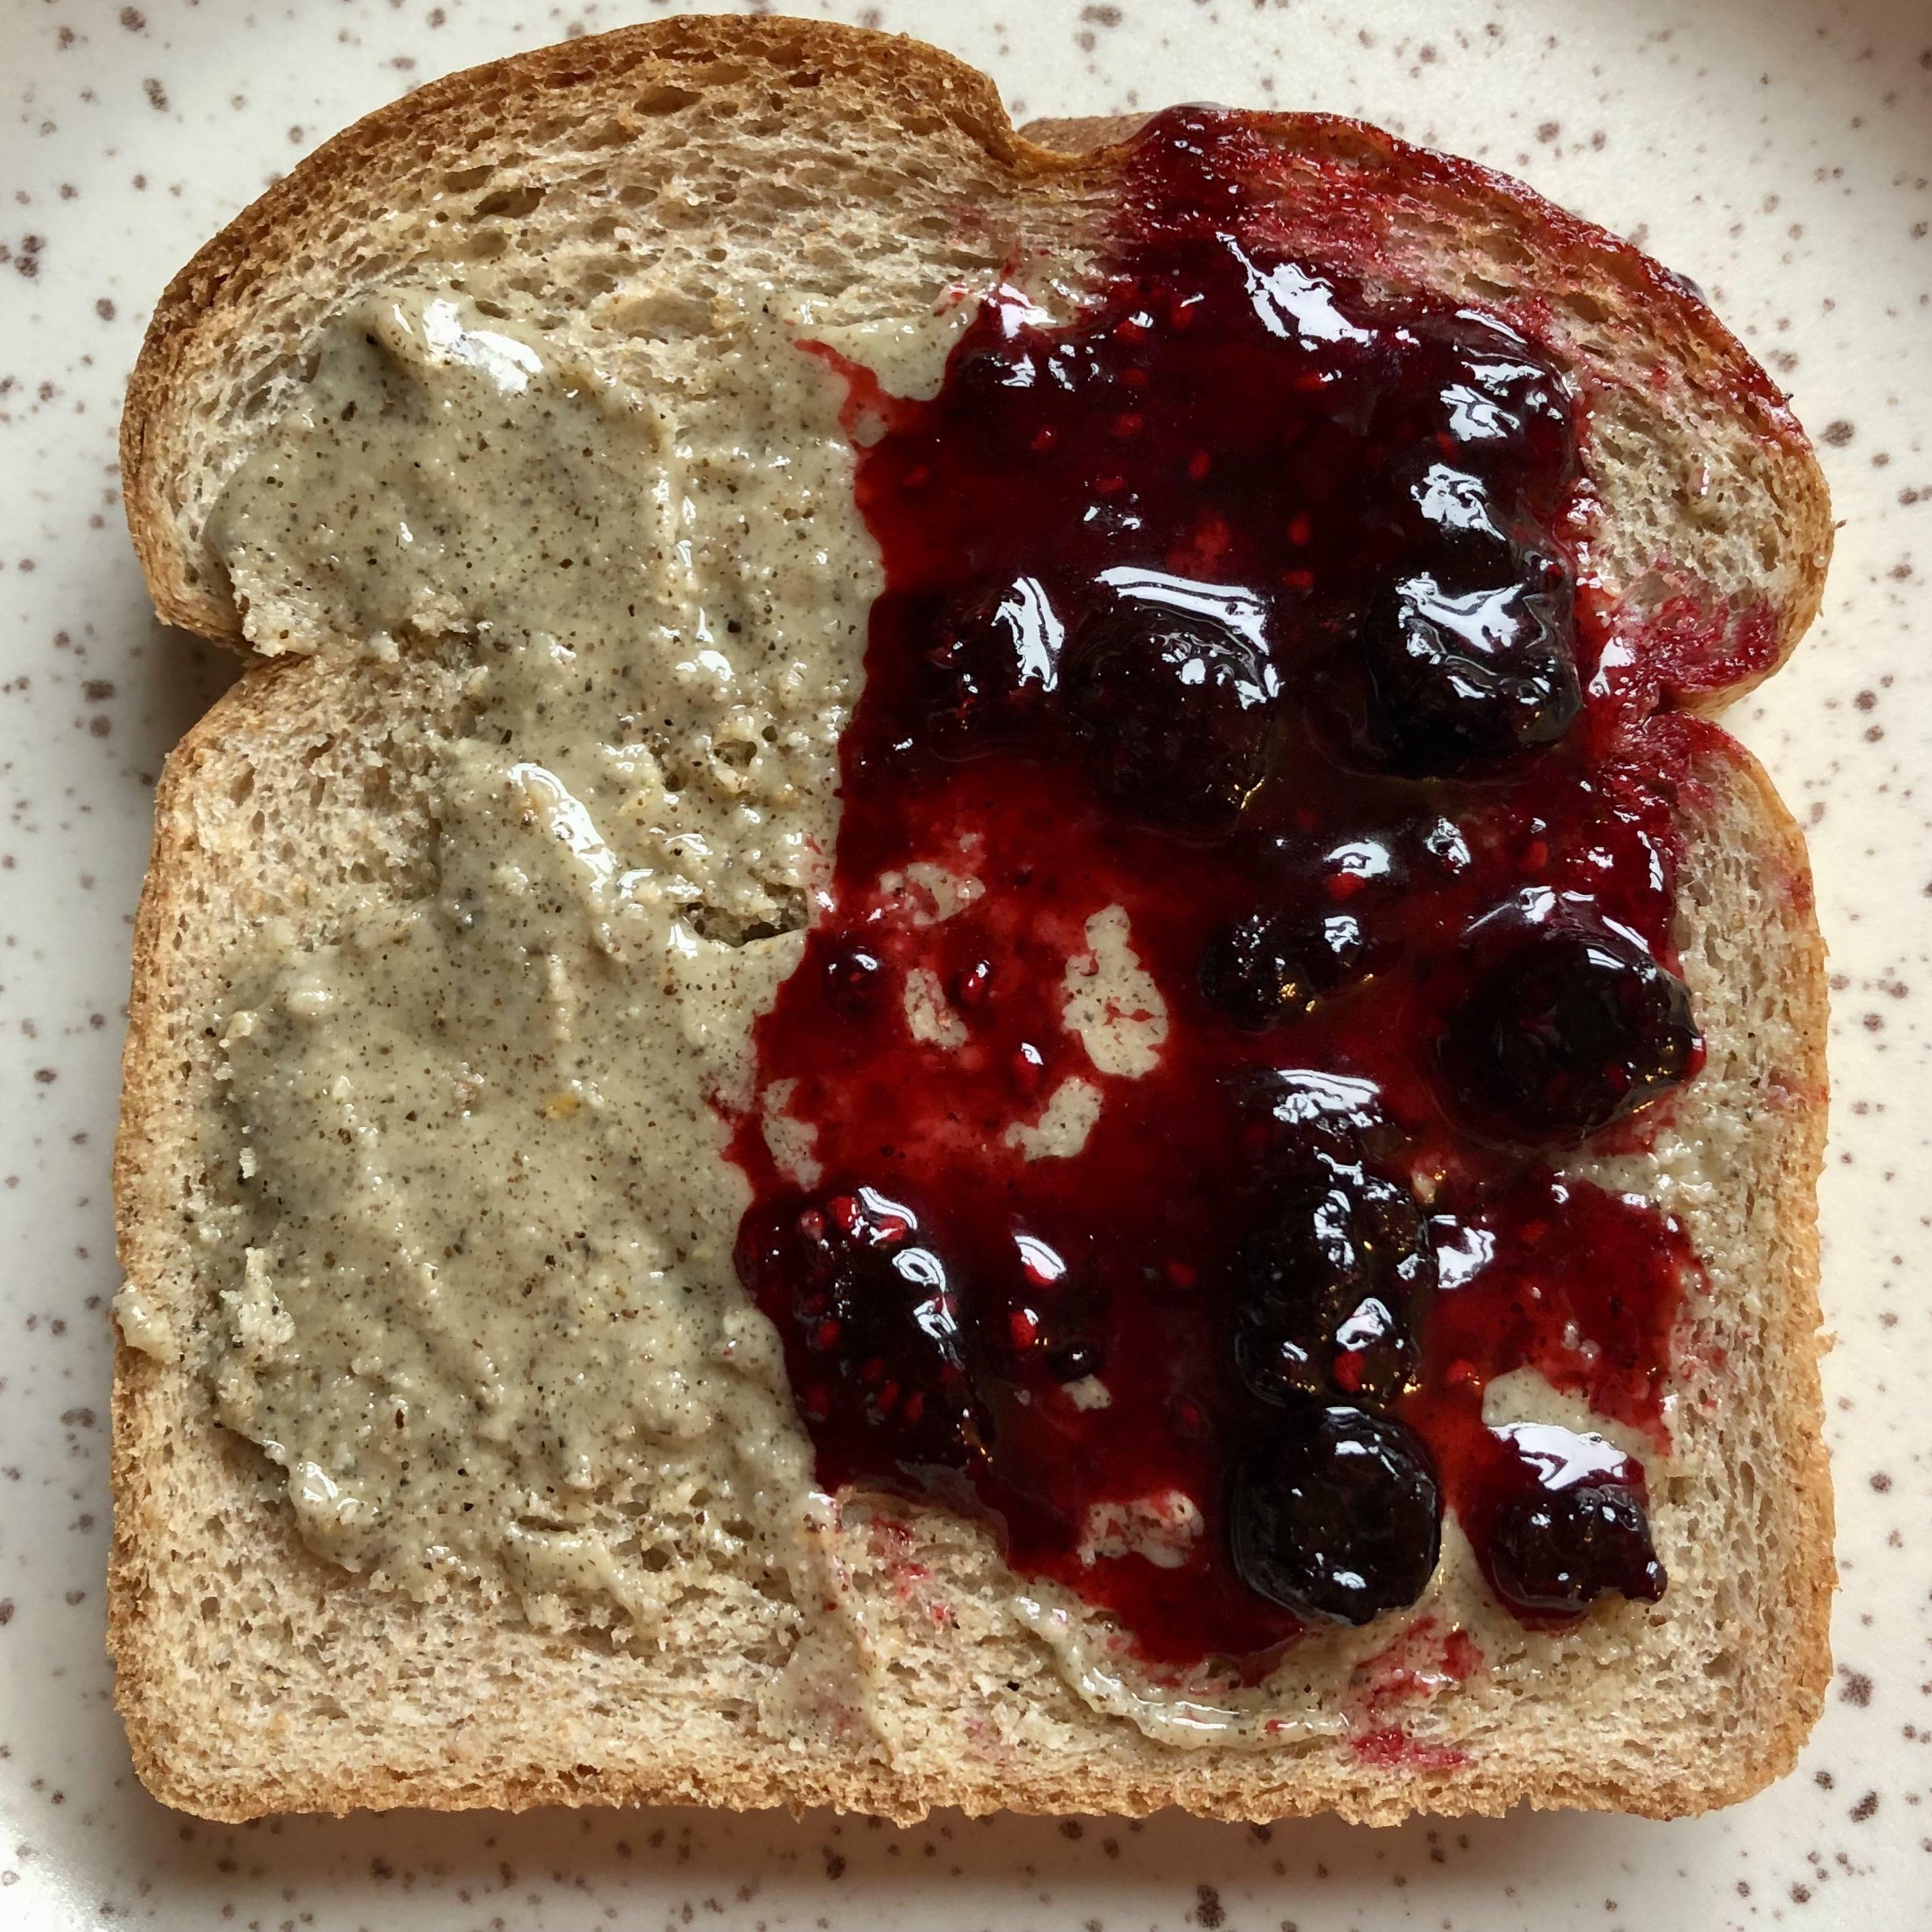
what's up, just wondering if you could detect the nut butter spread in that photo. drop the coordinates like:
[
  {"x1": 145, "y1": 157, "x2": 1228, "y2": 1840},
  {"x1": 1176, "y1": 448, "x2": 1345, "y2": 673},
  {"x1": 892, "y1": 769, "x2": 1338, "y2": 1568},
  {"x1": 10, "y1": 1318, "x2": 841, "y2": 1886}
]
[{"x1": 188, "y1": 289, "x2": 896, "y2": 1634}]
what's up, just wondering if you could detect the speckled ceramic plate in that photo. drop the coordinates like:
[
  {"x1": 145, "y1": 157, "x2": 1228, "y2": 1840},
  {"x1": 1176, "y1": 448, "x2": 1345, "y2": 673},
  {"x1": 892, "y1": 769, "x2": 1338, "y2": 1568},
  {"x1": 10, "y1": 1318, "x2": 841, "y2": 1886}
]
[{"x1": 3, "y1": 1, "x2": 1929, "y2": 1925}]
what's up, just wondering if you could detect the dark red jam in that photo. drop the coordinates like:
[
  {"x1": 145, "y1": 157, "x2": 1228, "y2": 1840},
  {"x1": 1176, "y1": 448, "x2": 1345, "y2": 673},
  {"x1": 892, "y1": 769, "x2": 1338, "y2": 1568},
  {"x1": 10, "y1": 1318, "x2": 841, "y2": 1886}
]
[{"x1": 729, "y1": 107, "x2": 1709, "y2": 1667}]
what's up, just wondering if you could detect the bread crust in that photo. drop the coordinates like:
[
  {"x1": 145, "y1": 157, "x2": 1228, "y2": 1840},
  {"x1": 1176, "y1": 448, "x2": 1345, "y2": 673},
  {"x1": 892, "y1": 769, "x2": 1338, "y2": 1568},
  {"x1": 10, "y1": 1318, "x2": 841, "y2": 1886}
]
[
  {"x1": 1717, "y1": 738, "x2": 1836, "y2": 1787},
  {"x1": 111, "y1": 16, "x2": 1834, "y2": 1825}
]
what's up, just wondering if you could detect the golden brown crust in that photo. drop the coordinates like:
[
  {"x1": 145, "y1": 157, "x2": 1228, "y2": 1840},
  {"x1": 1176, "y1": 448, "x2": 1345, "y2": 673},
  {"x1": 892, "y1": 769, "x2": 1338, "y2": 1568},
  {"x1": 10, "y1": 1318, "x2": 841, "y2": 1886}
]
[
  {"x1": 109, "y1": 661, "x2": 293, "y2": 1801},
  {"x1": 109, "y1": 1736, "x2": 1764, "y2": 1829},
  {"x1": 113, "y1": 17, "x2": 1834, "y2": 1825},
  {"x1": 1697, "y1": 733, "x2": 1837, "y2": 1790},
  {"x1": 1016, "y1": 113, "x2": 1150, "y2": 153}
]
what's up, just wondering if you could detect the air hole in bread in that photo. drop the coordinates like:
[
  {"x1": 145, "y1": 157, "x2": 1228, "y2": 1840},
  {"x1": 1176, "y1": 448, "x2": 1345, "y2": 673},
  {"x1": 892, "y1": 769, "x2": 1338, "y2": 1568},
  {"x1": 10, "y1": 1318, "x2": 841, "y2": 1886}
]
[
  {"x1": 756, "y1": 184, "x2": 812, "y2": 215},
  {"x1": 636, "y1": 84, "x2": 700, "y2": 116},
  {"x1": 473, "y1": 184, "x2": 546, "y2": 220}
]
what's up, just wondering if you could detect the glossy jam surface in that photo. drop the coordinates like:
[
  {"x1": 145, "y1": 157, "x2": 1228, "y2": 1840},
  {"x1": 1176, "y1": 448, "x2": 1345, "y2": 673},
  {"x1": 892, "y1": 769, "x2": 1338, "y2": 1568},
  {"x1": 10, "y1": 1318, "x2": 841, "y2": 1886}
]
[{"x1": 731, "y1": 107, "x2": 1704, "y2": 1666}]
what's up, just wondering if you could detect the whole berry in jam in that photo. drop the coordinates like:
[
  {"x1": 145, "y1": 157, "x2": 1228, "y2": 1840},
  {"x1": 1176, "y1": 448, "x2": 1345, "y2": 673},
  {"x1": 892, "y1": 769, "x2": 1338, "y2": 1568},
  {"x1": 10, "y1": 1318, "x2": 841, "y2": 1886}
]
[
  {"x1": 1331, "y1": 563, "x2": 1582, "y2": 779},
  {"x1": 1061, "y1": 603, "x2": 1277, "y2": 833},
  {"x1": 1199, "y1": 906, "x2": 1367, "y2": 1030},
  {"x1": 1231, "y1": 1404, "x2": 1443, "y2": 1625},
  {"x1": 1233, "y1": 1154, "x2": 1435, "y2": 1406},
  {"x1": 1439, "y1": 924, "x2": 1701, "y2": 1144},
  {"x1": 1431, "y1": 312, "x2": 1576, "y2": 474},
  {"x1": 924, "y1": 576, "x2": 1065, "y2": 759},
  {"x1": 1488, "y1": 1482, "x2": 1667, "y2": 1614},
  {"x1": 1235, "y1": 1065, "x2": 1394, "y2": 1166},
  {"x1": 1400, "y1": 461, "x2": 1513, "y2": 568},
  {"x1": 1368, "y1": 307, "x2": 1572, "y2": 439},
  {"x1": 735, "y1": 1187, "x2": 990, "y2": 1478}
]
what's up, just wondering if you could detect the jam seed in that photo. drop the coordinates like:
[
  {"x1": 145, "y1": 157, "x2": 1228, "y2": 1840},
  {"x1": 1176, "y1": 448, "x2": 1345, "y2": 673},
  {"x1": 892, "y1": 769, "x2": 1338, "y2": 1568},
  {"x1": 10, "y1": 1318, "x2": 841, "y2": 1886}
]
[{"x1": 952, "y1": 959, "x2": 994, "y2": 1009}]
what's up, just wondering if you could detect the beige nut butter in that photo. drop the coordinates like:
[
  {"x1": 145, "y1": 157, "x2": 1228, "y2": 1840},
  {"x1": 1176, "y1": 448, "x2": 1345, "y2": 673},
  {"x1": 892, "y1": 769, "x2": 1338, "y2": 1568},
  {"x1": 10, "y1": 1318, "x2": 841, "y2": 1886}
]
[{"x1": 192, "y1": 289, "x2": 888, "y2": 1636}]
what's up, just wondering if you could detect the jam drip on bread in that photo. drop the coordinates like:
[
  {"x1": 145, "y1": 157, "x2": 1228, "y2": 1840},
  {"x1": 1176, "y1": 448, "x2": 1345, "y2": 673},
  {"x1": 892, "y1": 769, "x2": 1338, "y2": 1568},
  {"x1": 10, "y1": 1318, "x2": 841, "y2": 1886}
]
[{"x1": 731, "y1": 107, "x2": 1707, "y2": 1666}]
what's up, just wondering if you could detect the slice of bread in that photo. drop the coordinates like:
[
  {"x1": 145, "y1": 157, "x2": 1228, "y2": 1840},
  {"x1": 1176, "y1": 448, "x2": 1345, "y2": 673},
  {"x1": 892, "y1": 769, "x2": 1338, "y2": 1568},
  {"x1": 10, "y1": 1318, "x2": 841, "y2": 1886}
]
[{"x1": 111, "y1": 16, "x2": 1832, "y2": 1825}]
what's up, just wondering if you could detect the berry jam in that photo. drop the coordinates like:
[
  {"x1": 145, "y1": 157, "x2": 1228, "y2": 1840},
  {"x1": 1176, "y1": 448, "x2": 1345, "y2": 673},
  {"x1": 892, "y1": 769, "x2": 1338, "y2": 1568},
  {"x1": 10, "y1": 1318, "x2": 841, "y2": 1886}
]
[{"x1": 729, "y1": 107, "x2": 1709, "y2": 1667}]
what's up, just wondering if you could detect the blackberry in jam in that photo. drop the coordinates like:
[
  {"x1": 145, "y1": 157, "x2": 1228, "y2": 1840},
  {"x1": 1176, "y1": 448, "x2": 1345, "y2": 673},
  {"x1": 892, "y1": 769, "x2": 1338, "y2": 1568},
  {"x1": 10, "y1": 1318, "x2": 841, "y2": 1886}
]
[
  {"x1": 1398, "y1": 460, "x2": 1514, "y2": 567},
  {"x1": 1233, "y1": 1153, "x2": 1435, "y2": 1406},
  {"x1": 1439, "y1": 923, "x2": 1701, "y2": 1143},
  {"x1": 1061, "y1": 603, "x2": 1278, "y2": 833},
  {"x1": 924, "y1": 576, "x2": 1064, "y2": 759},
  {"x1": 1429, "y1": 312, "x2": 1577, "y2": 469},
  {"x1": 735, "y1": 1187, "x2": 990, "y2": 1480},
  {"x1": 1490, "y1": 1484, "x2": 1667, "y2": 1614},
  {"x1": 1199, "y1": 906, "x2": 1368, "y2": 1028},
  {"x1": 1231, "y1": 1404, "x2": 1443, "y2": 1625},
  {"x1": 1329, "y1": 562, "x2": 1583, "y2": 779}
]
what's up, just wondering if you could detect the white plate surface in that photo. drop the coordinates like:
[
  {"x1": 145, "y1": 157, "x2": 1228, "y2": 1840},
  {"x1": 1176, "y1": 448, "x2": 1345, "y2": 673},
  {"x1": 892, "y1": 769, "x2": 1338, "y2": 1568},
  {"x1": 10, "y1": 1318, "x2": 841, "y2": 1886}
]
[{"x1": 3, "y1": 1, "x2": 1929, "y2": 1926}]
